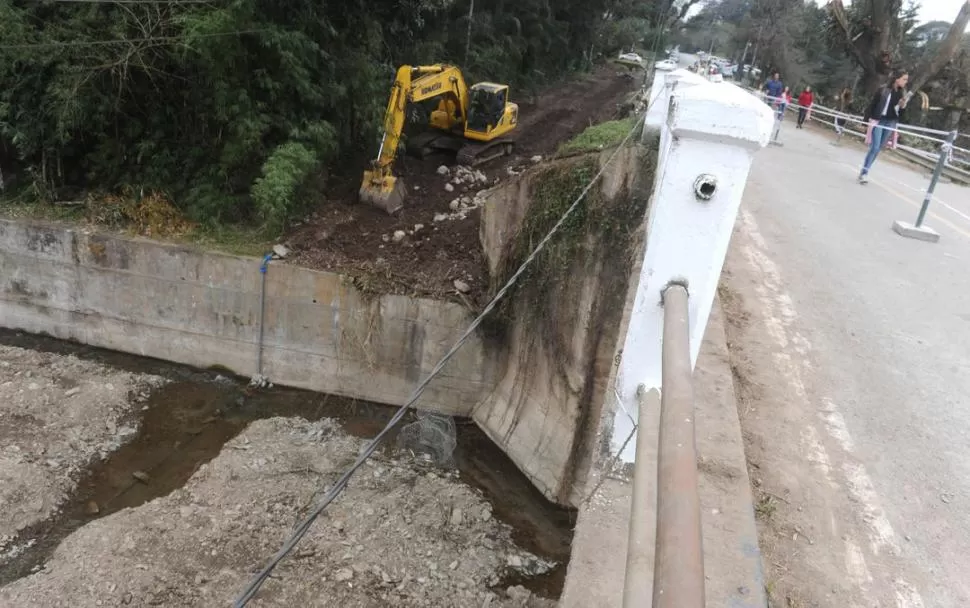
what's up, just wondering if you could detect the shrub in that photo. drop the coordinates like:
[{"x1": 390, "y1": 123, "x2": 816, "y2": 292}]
[
  {"x1": 557, "y1": 117, "x2": 638, "y2": 156},
  {"x1": 251, "y1": 142, "x2": 318, "y2": 232}
]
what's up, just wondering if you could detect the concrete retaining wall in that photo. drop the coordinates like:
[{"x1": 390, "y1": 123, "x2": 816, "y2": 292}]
[
  {"x1": 0, "y1": 220, "x2": 494, "y2": 415},
  {"x1": 474, "y1": 145, "x2": 654, "y2": 505},
  {"x1": 0, "y1": 144, "x2": 651, "y2": 507}
]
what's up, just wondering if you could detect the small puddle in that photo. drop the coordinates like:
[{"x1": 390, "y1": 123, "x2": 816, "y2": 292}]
[{"x1": 0, "y1": 331, "x2": 575, "y2": 598}]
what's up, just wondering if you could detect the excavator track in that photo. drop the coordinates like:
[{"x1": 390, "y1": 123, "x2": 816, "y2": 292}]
[
  {"x1": 406, "y1": 131, "x2": 464, "y2": 159},
  {"x1": 407, "y1": 131, "x2": 515, "y2": 167},
  {"x1": 456, "y1": 138, "x2": 515, "y2": 167}
]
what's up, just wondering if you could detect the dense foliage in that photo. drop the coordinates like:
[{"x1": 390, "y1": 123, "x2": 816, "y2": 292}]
[
  {"x1": 674, "y1": 0, "x2": 859, "y2": 93},
  {"x1": 0, "y1": 0, "x2": 672, "y2": 229},
  {"x1": 672, "y1": 0, "x2": 970, "y2": 132}
]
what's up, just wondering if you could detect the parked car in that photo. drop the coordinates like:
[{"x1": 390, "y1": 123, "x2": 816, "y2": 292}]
[
  {"x1": 617, "y1": 52, "x2": 645, "y2": 67},
  {"x1": 656, "y1": 58, "x2": 677, "y2": 70}
]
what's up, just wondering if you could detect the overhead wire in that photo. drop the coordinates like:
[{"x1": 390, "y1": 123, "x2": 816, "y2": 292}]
[
  {"x1": 0, "y1": 29, "x2": 267, "y2": 50},
  {"x1": 50, "y1": 0, "x2": 213, "y2": 3},
  {"x1": 231, "y1": 91, "x2": 660, "y2": 608}
]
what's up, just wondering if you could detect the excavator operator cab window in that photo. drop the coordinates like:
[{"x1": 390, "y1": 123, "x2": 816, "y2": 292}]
[{"x1": 467, "y1": 88, "x2": 505, "y2": 133}]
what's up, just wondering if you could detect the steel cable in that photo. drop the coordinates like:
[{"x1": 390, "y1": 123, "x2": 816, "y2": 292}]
[{"x1": 231, "y1": 100, "x2": 655, "y2": 608}]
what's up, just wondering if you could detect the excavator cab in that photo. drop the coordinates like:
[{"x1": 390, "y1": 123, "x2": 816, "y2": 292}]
[
  {"x1": 361, "y1": 66, "x2": 518, "y2": 215},
  {"x1": 465, "y1": 83, "x2": 517, "y2": 139}
]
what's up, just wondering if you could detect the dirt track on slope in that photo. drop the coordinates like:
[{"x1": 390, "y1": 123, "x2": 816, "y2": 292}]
[{"x1": 286, "y1": 65, "x2": 641, "y2": 301}]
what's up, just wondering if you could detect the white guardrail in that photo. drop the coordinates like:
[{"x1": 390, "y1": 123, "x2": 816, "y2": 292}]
[
  {"x1": 757, "y1": 90, "x2": 970, "y2": 176},
  {"x1": 616, "y1": 63, "x2": 774, "y2": 608},
  {"x1": 758, "y1": 87, "x2": 964, "y2": 243}
]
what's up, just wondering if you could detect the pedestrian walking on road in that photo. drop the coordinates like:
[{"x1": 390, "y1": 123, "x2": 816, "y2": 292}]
[
  {"x1": 767, "y1": 86, "x2": 792, "y2": 145},
  {"x1": 796, "y1": 87, "x2": 814, "y2": 128},
  {"x1": 763, "y1": 72, "x2": 783, "y2": 103},
  {"x1": 858, "y1": 70, "x2": 911, "y2": 184},
  {"x1": 774, "y1": 86, "x2": 792, "y2": 120}
]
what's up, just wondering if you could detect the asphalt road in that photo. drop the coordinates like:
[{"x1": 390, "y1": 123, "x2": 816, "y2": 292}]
[{"x1": 724, "y1": 115, "x2": 970, "y2": 607}]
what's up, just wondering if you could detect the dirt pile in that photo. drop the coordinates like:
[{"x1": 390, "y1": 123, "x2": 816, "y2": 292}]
[
  {"x1": 0, "y1": 345, "x2": 165, "y2": 561},
  {"x1": 285, "y1": 65, "x2": 639, "y2": 300},
  {"x1": 0, "y1": 417, "x2": 557, "y2": 607}
]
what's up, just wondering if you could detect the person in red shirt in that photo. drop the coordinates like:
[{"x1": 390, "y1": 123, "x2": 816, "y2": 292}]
[{"x1": 796, "y1": 87, "x2": 814, "y2": 129}]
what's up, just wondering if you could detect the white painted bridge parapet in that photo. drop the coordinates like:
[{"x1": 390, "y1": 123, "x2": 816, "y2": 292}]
[{"x1": 613, "y1": 73, "x2": 774, "y2": 462}]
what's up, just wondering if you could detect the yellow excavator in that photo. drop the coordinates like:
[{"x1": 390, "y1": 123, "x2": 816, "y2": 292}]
[{"x1": 360, "y1": 64, "x2": 519, "y2": 214}]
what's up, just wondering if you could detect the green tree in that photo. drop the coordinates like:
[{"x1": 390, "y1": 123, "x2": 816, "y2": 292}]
[
  {"x1": 827, "y1": 0, "x2": 970, "y2": 95},
  {"x1": 1, "y1": 0, "x2": 650, "y2": 230}
]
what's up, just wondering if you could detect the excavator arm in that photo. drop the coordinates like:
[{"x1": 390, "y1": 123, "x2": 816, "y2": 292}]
[{"x1": 360, "y1": 65, "x2": 469, "y2": 213}]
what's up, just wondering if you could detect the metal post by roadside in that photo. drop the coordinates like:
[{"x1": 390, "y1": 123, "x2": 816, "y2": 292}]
[
  {"x1": 769, "y1": 114, "x2": 783, "y2": 146},
  {"x1": 830, "y1": 110, "x2": 846, "y2": 147},
  {"x1": 255, "y1": 253, "x2": 273, "y2": 377},
  {"x1": 652, "y1": 282, "x2": 705, "y2": 608},
  {"x1": 768, "y1": 98, "x2": 784, "y2": 147},
  {"x1": 892, "y1": 129, "x2": 957, "y2": 243},
  {"x1": 915, "y1": 130, "x2": 957, "y2": 227}
]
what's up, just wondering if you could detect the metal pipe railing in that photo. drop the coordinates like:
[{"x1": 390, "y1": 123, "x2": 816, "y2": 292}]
[
  {"x1": 622, "y1": 385, "x2": 661, "y2": 607},
  {"x1": 653, "y1": 283, "x2": 705, "y2": 608},
  {"x1": 621, "y1": 282, "x2": 704, "y2": 607},
  {"x1": 255, "y1": 253, "x2": 273, "y2": 379},
  {"x1": 756, "y1": 91, "x2": 970, "y2": 152}
]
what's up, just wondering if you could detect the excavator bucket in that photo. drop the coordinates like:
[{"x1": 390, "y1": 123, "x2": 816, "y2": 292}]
[{"x1": 359, "y1": 169, "x2": 406, "y2": 215}]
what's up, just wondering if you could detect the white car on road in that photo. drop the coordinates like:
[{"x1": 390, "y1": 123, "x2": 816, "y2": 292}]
[{"x1": 617, "y1": 52, "x2": 644, "y2": 67}]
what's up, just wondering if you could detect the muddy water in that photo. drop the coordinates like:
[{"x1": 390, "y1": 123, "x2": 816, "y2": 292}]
[{"x1": 0, "y1": 330, "x2": 575, "y2": 597}]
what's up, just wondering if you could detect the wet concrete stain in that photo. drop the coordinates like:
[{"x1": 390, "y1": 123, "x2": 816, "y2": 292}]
[{"x1": 0, "y1": 330, "x2": 575, "y2": 598}]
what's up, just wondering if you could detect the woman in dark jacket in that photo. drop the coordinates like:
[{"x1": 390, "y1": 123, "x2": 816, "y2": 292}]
[{"x1": 858, "y1": 70, "x2": 911, "y2": 183}]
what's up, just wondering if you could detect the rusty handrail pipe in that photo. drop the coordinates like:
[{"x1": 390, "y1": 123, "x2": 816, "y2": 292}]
[
  {"x1": 653, "y1": 283, "x2": 704, "y2": 607},
  {"x1": 622, "y1": 283, "x2": 704, "y2": 608},
  {"x1": 622, "y1": 384, "x2": 660, "y2": 606}
]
